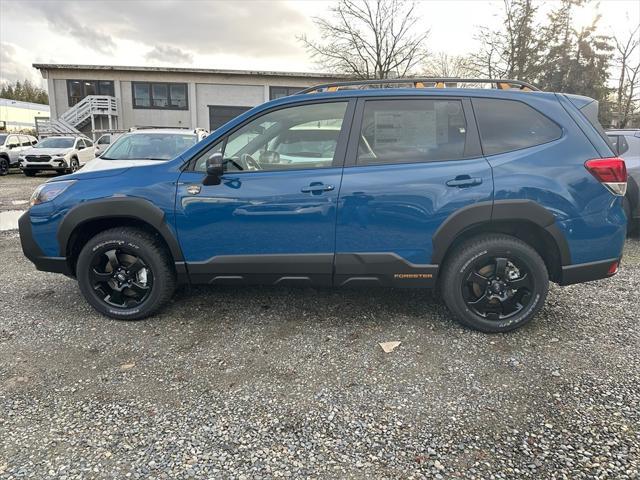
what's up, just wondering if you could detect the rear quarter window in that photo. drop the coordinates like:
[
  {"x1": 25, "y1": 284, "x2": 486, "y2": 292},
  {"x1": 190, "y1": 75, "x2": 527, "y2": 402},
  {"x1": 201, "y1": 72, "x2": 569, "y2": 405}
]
[{"x1": 473, "y1": 98, "x2": 562, "y2": 155}]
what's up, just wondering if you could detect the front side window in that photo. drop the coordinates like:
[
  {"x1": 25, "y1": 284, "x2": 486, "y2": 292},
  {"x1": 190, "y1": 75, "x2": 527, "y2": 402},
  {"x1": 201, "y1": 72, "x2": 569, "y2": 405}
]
[
  {"x1": 194, "y1": 101, "x2": 348, "y2": 172},
  {"x1": 101, "y1": 133, "x2": 197, "y2": 161},
  {"x1": 7, "y1": 135, "x2": 19, "y2": 147},
  {"x1": 132, "y1": 82, "x2": 188, "y2": 110},
  {"x1": 357, "y1": 99, "x2": 468, "y2": 165},
  {"x1": 474, "y1": 98, "x2": 562, "y2": 155}
]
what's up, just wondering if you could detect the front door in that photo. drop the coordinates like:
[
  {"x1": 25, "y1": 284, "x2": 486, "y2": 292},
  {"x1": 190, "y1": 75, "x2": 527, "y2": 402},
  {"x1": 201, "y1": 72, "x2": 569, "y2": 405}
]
[
  {"x1": 334, "y1": 97, "x2": 494, "y2": 287},
  {"x1": 176, "y1": 100, "x2": 354, "y2": 286}
]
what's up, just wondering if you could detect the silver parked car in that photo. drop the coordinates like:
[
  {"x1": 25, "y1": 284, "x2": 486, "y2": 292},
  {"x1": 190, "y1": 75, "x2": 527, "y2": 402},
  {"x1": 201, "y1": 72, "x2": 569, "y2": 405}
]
[{"x1": 607, "y1": 129, "x2": 640, "y2": 234}]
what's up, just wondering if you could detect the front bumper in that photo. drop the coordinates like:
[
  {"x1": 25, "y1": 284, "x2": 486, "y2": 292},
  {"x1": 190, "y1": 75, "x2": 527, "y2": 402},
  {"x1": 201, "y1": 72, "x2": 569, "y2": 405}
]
[
  {"x1": 21, "y1": 159, "x2": 68, "y2": 171},
  {"x1": 18, "y1": 212, "x2": 72, "y2": 276},
  {"x1": 559, "y1": 258, "x2": 621, "y2": 285}
]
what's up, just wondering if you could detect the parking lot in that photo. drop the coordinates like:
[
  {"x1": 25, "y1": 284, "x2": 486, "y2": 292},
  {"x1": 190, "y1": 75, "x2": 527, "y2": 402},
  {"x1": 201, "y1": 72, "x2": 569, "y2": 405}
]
[{"x1": 0, "y1": 171, "x2": 639, "y2": 479}]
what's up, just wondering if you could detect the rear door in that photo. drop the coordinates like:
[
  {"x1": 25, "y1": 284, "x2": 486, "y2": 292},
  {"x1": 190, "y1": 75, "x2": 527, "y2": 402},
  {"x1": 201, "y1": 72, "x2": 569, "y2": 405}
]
[{"x1": 334, "y1": 96, "x2": 493, "y2": 287}]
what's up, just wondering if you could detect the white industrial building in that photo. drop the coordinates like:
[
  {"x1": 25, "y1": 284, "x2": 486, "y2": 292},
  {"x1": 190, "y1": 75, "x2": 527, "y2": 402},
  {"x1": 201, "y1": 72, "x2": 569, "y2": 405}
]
[
  {"x1": 0, "y1": 98, "x2": 50, "y2": 132},
  {"x1": 34, "y1": 64, "x2": 343, "y2": 138}
]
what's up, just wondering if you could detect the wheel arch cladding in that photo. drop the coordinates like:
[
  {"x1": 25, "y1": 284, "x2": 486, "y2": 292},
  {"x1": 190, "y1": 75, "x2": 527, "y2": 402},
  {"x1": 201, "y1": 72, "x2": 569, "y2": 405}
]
[
  {"x1": 432, "y1": 200, "x2": 571, "y2": 282},
  {"x1": 58, "y1": 197, "x2": 184, "y2": 271}
]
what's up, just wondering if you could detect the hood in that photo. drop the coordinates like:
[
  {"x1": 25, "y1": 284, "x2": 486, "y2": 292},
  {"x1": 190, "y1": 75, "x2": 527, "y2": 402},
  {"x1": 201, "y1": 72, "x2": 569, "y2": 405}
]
[
  {"x1": 81, "y1": 157, "x2": 167, "y2": 172},
  {"x1": 46, "y1": 165, "x2": 132, "y2": 182},
  {"x1": 23, "y1": 148, "x2": 71, "y2": 156}
]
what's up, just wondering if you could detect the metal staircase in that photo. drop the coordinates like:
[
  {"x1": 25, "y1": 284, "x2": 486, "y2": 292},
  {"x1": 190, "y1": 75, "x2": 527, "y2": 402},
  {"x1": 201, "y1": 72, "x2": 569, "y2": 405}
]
[{"x1": 36, "y1": 95, "x2": 118, "y2": 137}]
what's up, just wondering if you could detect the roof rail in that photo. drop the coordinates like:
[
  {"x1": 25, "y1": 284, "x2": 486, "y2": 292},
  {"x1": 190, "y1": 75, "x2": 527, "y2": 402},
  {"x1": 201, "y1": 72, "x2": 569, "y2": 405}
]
[{"x1": 299, "y1": 78, "x2": 540, "y2": 94}]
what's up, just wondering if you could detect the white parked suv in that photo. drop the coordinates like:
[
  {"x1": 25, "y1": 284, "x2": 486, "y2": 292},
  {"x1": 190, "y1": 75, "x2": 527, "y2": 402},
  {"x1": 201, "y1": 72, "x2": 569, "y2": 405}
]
[
  {"x1": 19, "y1": 136, "x2": 96, "y2": 176},
  {"x1": 0, "y1": 133, "x2": 38, "y2": 175},
  {"x1": 83, "y1": 128, "x2": 207, "y2": 172}
]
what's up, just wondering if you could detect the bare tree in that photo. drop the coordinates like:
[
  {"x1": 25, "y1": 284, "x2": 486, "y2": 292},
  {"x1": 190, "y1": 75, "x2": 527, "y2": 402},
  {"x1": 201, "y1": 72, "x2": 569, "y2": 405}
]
[
  {"x1": 423, "y1": 53, "x2": 473, "y2": 78},
  {"x1": 299, "y1": 0, "x2": 429, "y2": 79},
  {"x1": 614, "y1": 25, "x2": 640, "y2": 127}
]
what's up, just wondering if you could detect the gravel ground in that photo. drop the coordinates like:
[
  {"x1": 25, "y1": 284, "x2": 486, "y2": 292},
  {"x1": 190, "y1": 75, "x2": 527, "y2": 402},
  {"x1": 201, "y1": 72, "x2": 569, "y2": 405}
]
[{"x1": 0, "y1": 173, "x2": 639, "y2": 479}]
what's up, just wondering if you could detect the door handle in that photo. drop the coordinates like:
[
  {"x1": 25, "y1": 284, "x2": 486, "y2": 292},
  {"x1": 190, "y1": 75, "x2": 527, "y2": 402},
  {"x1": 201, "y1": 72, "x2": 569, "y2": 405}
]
[
  {"x1": 446, "y1": 176, "x2": 482, "y2": 188},
  {"x1": 301, "y1": 182, "x2": 335, "y2": 194}
]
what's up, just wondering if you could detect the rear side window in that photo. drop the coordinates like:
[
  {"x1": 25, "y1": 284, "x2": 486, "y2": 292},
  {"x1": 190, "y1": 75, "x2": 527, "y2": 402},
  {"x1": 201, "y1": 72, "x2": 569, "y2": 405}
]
[
  {"x1": 474, "y1": 98, "x2": 562, "y2": 155},
  {"x1": 357, "y1": 99, "x2": 468, "y2": 165}
]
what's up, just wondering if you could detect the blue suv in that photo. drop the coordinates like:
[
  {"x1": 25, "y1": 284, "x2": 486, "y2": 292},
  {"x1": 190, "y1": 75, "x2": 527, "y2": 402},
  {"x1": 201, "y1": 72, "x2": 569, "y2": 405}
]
[{"x1": 19, "y1": 79, "x2": 628, "y2": 332}]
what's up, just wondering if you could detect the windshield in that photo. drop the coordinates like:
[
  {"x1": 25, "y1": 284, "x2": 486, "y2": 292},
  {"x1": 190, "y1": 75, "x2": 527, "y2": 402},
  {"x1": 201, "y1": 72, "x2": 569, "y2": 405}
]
[
  {"x1": 36, "y1": 137, "x2": 74, "y2": 149},
  {"x1": 101, "y1": 133, "x2": 197, "y2": 160}
]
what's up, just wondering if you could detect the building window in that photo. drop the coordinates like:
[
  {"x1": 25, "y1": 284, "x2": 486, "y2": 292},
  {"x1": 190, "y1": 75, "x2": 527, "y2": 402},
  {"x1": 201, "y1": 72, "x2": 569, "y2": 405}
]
[
  {"x1": 132, "y1": 82, "x2": 188, "y2": 110},
  {"x1": 269, "y1": 86, "x2": 304, "y2": 100},
  {"x1": 67, "y1": 80, "x2": 115, "y2": 106}
]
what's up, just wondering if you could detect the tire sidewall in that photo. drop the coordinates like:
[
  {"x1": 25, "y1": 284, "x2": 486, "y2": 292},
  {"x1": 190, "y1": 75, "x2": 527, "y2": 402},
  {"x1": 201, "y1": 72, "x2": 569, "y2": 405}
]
[
  {"x1": 444, "y1": 239, "x2": 548, "y2": 332},
  {"x1": 77, "y1": 235, "x2": 166, "y2": 320}
]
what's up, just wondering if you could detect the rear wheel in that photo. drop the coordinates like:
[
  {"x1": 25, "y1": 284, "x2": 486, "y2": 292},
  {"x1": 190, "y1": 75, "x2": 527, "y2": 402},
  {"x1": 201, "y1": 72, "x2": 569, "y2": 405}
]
[
  {"x1": 76, "y1": 227, "x2": 176, "y2": 320},
  {"x1": 440, "y1": 234, "x2": 549, "y2": 333},
  {"x1": 0, "y1": 157, "x2": 8, "y2": 176}
]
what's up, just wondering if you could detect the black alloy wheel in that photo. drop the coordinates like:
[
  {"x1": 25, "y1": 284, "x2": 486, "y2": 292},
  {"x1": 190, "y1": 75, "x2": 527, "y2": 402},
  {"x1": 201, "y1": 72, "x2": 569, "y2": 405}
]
[
  {"x1": 90, "y1": 248, "x2": 153, "y2": 309},
  {"x1": 76, "y1": 227, "x2": 176, "y2": 320},
  {"x1": 462, "y1": 256, "x2": 533, "y2": 321},
  {"x1": 440, "y1": 234, "x2": 548, "y2": 333}
]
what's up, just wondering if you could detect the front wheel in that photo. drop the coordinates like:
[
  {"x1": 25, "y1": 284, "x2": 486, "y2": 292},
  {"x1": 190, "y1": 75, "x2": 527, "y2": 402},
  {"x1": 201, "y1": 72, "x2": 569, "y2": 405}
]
[
  {"x1": 0, "y1": 158, "x2": 8, "y2": 176},
  {"x1": 76, "y1": 227, "x2": 176, "y2": 320},
  {"x1": 440, "y1": 234, "x2": 549, "y2": 333},
  {"x1": 68, "y1": 157, "x2": 80, "y2": 174}
]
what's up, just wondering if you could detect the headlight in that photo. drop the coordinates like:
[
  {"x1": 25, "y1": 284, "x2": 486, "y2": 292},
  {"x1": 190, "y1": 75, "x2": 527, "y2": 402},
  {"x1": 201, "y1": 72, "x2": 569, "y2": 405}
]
[
  {"x1": 18, "y1": 155, "x2": 25, "y2": 161},
  {"x1": 30, "y1": 180, "x2": 76, "y2": 207}
]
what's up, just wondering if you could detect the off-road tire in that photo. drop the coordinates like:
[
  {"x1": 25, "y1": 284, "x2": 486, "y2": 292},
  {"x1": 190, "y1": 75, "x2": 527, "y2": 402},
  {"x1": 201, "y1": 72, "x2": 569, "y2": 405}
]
[
  {"x1": 440, "y1": 234, "x2": 549, "y2": 333},
  {"x1": 76, "y1": 227, "x2": 176, "y2": 320}
]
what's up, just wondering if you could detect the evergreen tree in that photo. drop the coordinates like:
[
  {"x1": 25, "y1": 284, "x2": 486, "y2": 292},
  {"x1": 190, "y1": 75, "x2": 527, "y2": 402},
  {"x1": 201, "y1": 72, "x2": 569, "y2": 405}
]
[{"x1": 0, "y1": 79, "x2": 48, "y2": 104}]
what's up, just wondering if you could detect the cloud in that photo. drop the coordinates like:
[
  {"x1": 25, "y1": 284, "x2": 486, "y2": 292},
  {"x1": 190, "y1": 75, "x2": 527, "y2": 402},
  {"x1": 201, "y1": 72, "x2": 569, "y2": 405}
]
[
  {"x1": 11, "y1": 0, "x2": 311, "y2": 59},
  {"x1": 0, "y1": 42, "x2": 43, "y2": 84},
  {"x1": 145, "y1": 45, "x2": 194, "y2": 64},
  {"x1": 36, "y1": 2, "x2": 117, "y2": 55}
]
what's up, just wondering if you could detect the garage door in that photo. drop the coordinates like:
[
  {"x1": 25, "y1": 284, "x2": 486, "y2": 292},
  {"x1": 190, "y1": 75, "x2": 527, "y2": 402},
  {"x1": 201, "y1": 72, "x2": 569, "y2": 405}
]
[{"x1": 209, "y1": 105, "x2": 252, "y2": 132}]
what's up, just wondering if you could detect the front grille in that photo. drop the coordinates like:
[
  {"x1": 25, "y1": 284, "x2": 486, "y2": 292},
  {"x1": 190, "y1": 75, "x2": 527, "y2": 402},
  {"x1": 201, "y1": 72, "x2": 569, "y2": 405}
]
[{"x1": 25, "y1": 155, "x2": 52, "y2": 162}]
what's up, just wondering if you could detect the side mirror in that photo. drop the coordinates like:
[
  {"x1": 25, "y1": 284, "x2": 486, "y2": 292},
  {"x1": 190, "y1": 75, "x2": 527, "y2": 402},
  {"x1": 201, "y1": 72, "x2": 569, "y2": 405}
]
[{"x1": 204, "y1": 152, "x2": 224, "y2": 185}]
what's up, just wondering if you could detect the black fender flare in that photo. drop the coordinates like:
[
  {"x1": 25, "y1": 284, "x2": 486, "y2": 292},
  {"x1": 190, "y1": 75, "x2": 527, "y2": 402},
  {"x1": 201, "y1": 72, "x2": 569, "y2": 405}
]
[
  {"x1": 432, "y1": 199, "x2": 571, "y2": 265},
  {"x1": 57, "y1": 197, "x2": 184, "y2": 262}
]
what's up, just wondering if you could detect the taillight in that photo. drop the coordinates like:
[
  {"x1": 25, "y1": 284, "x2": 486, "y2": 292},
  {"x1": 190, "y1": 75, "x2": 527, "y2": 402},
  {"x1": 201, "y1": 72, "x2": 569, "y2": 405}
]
[{"x1": 585, "y1": 157, "x2": 627, "y2": 196}]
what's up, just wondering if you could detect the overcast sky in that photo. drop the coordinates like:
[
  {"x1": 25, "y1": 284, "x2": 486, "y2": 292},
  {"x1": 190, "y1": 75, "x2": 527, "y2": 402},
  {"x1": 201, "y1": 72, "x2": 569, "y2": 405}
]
[{"x1": 1, "y1": 0, "x2": 638, "y2": 88}]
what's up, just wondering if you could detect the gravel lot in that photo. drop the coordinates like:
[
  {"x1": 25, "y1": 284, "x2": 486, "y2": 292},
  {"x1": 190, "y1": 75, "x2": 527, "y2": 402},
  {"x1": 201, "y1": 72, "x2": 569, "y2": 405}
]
[{"x1": 1, "y1": 172, "x2": 639, "y2": 479}]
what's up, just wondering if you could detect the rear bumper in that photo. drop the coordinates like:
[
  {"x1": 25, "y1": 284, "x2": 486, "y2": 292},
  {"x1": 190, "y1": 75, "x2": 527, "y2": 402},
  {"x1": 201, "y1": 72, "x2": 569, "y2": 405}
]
[
  {"x1": 18, "y1": 212, "x2": 72, "y2": 276},
  {"x1": 559, "y1": 258, "x2": 620, "y2": 285}
]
